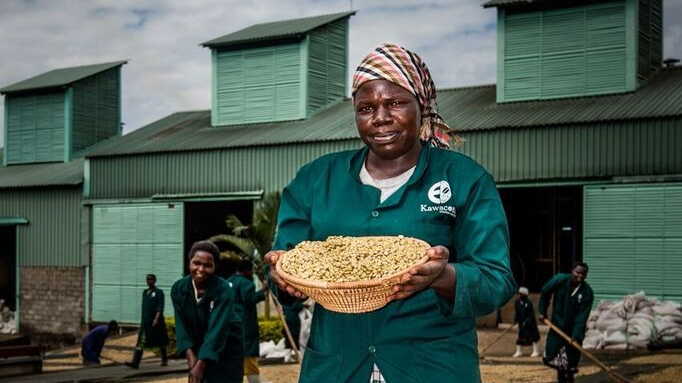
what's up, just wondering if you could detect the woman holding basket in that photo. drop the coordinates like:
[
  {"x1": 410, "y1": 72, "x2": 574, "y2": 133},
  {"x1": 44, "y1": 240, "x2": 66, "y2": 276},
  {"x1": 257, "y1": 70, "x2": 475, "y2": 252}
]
[{"x1": 264, "y1": 43, "x2": 515, "y2": 383}]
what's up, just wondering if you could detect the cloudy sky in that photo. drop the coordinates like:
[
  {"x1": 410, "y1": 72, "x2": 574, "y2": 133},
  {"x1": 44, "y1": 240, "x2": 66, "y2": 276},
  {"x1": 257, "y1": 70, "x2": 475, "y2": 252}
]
[{"x1": 1, "y1": 0, "x2": 681, "y2": 148}]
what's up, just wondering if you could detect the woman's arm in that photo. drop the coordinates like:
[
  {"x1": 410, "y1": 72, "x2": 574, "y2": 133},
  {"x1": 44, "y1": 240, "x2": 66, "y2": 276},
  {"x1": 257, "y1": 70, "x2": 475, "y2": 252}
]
[{"x1": 448, "y1": 173, "x2": 516, "y2": 318}]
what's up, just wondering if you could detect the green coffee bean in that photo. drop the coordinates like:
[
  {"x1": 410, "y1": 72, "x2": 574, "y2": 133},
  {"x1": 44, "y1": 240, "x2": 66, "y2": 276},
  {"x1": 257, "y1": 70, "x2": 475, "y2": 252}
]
[{"x1": 281, "y1": 236, "x2": 428, "y2": 282}]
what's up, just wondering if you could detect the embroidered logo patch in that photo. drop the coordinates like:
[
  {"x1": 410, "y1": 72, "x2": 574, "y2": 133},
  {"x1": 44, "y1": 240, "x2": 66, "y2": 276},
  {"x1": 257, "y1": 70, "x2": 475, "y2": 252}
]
[
  {"x1": 421, "y1": 180, "x2": 456, "y2": 218},
  {"x1": 428, "y1": 181, "x2": 452, "y2": 204}
]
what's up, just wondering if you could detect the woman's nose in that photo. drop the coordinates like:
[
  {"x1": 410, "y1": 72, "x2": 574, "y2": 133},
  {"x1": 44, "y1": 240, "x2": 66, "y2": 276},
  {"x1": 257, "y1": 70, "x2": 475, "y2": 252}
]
[{"x1": 372, "y1": 105, "x2": 392, "y2": 126}]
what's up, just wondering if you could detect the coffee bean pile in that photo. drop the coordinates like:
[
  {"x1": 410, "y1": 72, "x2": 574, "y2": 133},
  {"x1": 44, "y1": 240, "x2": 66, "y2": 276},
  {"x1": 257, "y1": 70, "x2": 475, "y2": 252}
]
[{"x1": 281, "y1": 236, "x2": 429, "y2": 282}]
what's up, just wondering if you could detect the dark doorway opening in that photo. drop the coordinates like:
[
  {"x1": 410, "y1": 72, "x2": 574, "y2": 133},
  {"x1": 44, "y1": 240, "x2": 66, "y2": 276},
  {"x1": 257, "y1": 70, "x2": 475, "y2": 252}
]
[
  {"x1": 0, "y1": 226, "x2": 17, "y2": 311},
  {"x1": 184, "y1": 201, "x2": 253, "y2": 278},
  {"x1": 499, "y1": 186, "x2": 582, "y2": 292}
]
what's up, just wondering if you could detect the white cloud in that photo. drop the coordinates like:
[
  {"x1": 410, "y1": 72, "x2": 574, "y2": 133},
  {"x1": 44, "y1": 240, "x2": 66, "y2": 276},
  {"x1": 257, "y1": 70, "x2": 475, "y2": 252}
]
[{"x1": 0, "y1": 0, "x2": 680, "y2": 148}]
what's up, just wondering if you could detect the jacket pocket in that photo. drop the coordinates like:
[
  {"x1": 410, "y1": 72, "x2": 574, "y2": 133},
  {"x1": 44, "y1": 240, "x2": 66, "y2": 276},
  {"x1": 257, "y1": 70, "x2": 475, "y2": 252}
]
[
  {"x1": 409, "y1": 333, "x2": 481, "y2": 383},
  {"x1": 299, "y1": 346, "x2": 343, "y2": 383}
]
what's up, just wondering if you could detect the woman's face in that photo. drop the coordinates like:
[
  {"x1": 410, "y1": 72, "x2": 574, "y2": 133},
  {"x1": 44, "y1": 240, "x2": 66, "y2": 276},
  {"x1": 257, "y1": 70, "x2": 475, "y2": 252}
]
[
  {"x1": 354, "y1": 79, "x2": 422, "y2": 161},
  {"x1": 189, "y1": 250, "x2": 215, "y2": 285}
]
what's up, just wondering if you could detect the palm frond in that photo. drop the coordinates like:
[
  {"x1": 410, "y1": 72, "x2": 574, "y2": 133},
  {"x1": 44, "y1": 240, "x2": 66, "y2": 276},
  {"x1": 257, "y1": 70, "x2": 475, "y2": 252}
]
[
  {"x1": 225, "y1": 214, "x2": 249, "y2": 236},
  {"x1": 208, "y1": 234, "x2": 255, "y2": 256}
]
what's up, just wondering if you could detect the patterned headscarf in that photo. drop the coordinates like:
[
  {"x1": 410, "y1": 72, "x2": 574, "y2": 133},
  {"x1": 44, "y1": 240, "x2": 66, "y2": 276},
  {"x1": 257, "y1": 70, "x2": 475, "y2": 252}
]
[{"x1": 352, "y1": 43, "x2": 462, "y2": 149}]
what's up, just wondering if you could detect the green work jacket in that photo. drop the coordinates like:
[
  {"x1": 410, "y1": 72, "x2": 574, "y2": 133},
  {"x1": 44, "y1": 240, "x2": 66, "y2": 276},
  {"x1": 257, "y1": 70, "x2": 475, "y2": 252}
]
[
  {"x1": 227, "y1": 274, "x2": 265, "y2": 357},
  {"x1": 538, "y1": 273, "x2": 594, "y2": 341},
  {"x1": 139, "y1": 286, "x2": 169, "y2": 348},
  {"x1": 271, "y1": 143, "x2": 516, "y2": 383},
  {"x1": 538, "y1": 273, "x2": 593, "y2": 370},
  {"x1": 513, "y1": 297, "x2": 540, "y2": 344},
  {"x1": 171, "y1": 275, "x2": 244, "y2": 383}
]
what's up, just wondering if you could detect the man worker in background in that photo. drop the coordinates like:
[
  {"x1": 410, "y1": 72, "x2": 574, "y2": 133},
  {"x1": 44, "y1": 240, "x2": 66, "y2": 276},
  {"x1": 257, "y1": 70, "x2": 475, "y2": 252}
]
[
  {"x1": 81, "y1": 320, "x2": 118, "y2": 365},
  {"x1": 228, "y1": 259, "x2": 269, "y2": 383},
  {"x1": 539, "y1": 262, "x2": 594, "y2": 383},
  {"x1": 125, "y1": 274, "x2": 169, "y2": 368}
]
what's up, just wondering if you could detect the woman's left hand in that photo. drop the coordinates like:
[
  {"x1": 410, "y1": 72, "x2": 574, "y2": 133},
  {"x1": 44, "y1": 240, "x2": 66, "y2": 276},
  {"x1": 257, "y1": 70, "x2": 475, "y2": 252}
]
[{"x1": 387, "y1": 245, "x2": 451, "y2": 301}]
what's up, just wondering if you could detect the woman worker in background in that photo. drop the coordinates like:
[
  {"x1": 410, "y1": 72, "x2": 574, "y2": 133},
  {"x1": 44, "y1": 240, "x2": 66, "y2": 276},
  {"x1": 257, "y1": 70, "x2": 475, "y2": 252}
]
[{"x1": 171, "y1": 240, "x2": 244, "y2": 383}]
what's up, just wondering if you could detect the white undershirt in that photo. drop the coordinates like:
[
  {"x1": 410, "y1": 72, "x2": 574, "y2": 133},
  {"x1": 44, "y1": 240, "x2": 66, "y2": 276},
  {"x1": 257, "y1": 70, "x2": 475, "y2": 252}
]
[
  {"x1": 359, "y1": 162, "x2": 415, "y2": 202},
  {"x1": 359, "y1": 161, "x2": 415, "y2": 383}
]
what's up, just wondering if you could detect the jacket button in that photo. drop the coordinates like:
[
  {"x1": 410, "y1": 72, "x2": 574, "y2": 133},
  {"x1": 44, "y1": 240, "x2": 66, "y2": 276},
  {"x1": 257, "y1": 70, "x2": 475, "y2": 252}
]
[
  {"x1": 371, "y1": 211, "x2": 379, "y2": 218},
  {"x1": 368, "y1": 345, "x2": 376, "y2": 353}
]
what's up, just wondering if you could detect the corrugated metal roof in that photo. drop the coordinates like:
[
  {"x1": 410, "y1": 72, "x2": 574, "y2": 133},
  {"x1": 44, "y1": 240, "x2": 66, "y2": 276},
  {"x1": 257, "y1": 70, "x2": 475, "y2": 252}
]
[
  {"x1": 201, "y1": 11, "x2": 355, "y2": 48},
  {"x1": 0, "y1": 60, "x2": 127, "y2": 94},
  {"x1": 482, "y1": 0, "x2": 559, "y2": 8},
  {"x1": 85, "y1": 66, "x2": 682, "y2": 157},
  {"x1": 0, "y1": 150, "x2": 84, "y2": 188},
  {"x1": 439, "y1": 67, "x2": 682, "y2": 130}
]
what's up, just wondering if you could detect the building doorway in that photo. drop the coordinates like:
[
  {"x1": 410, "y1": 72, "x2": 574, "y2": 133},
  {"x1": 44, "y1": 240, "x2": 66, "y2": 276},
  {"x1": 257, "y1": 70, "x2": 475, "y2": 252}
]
[
  {"x1": 184, "y1": 201, "x2": 253, "y2": 277},
  {"x1": 0, "y1": 226, "x2": 16, "y2": 311},
  {"x1": 499, "y1": 186, "x2": 582, "y2": 292}
]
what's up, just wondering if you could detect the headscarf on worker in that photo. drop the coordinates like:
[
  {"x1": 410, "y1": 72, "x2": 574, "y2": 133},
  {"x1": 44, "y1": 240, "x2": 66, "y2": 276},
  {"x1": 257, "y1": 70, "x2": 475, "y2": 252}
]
[{"x1": 351, "y1": 43, "x2": 462, "y2": 149}]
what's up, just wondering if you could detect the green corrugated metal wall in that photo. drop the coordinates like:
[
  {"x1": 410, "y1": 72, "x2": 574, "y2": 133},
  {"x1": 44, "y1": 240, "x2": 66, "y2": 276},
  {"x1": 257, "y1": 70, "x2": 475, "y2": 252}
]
[
  {"x1": 214, "y1": 42, "x2": 302, "y2": 125},
  {"x1": 72, "y1": 67, "x2": 120, "y2": 154},
  {"x1": 584, "y1": 183, "x2": 682, "y2": 302},
  {"x1": 92, "y1": 203, "x2": 183, "y2": 323},
  {"x1": 637, "y1": 0, "x2": 662, "y2": 83},
  {"x1": 307, "y1": 18, "x2": 347, "y2": 115},
  {"x1": 88, "y1": 140, "x2": 362, "y2": 199},
  {"x1": 459, "y1": 118, "x2": 682, "y2": 183},
  {"x1": 499, "y1": 0, "x2": 634, "y2": 102},
  {"x1": 5, "y1": 92, "x2": 65, "y2": 164},
  {"x1": 0, "y1": 187, "x2": 84, "y2": 267}
]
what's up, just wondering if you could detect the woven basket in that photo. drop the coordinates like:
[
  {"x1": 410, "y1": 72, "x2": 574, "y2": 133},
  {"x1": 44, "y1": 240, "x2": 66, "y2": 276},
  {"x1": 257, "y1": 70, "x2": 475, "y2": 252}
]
[{"x1": 275, "y1": 236, "x2": 430, "y2": 314}]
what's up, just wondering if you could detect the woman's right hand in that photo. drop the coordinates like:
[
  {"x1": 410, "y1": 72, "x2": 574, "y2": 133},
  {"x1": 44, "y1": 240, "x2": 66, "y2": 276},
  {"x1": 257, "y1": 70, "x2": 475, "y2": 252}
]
[
  {"x1": 185, "y1": 349, "x2": 197, "y2": 371},
  {"x1": 188, "y1": 359, "x2": 206, "y2": 383},
  {"x1": 264, "y1": 250, "x2": 308, "y2": 299}
]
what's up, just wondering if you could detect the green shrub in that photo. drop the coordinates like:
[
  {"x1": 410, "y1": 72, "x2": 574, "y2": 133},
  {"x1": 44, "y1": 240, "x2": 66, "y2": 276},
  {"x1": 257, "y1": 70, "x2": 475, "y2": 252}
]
[
  {"x1": 164, "y1": 316, "x2": 177, "y2": 356},
  {"x1": 164, "y1": 316, "x2": 284, "y2": 356},
  {"x1": 258, "y1": 316, "x2": 284, "y2": 343}
]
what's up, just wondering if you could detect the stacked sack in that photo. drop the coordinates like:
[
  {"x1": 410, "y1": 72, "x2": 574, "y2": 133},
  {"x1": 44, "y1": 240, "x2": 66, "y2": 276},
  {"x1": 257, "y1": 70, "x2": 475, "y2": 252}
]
[
  {"x1": 0, "y1": 299, "x2": 17, "y2": 334},
  {"x1": 583, "y1": 292, "x2": 682, "y2": 349}
]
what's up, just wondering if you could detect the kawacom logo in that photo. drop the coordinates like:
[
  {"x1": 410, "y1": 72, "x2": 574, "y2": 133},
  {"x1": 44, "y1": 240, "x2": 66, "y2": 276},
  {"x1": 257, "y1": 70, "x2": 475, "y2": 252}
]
[
  {"x1": 428, "y1": 181, "x2": 452, "y2": 204},
  {"x1": 421, "y1": 181, "x2": 456, "y2": 218}
]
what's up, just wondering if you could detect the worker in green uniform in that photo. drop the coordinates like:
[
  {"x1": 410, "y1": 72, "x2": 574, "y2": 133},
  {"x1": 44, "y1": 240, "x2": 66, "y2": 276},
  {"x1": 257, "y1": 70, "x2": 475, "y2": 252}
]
[
  {"x1": 125, "y1": 274, "x2": 169, "y2": 368},
  {"x1": 539, "y1": 262, "x2": 594, "y2": 383},
  {"x1": 227, "y1": 259, "x2": 268, "y2": 383},
  {"x1": 171, "y1": 240, "x2": 244, "y2": 383},
  {"x1": 264, "y1": 43, "x2": 516, "y2": 383},
  {"x1": 512, "y1": 286, "x2": 540, "y2": 357}
]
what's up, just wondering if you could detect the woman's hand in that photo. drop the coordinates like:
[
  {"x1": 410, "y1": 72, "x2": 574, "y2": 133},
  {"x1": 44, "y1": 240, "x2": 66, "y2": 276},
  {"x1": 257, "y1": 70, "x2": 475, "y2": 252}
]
[
  {"x1": 188, "y1": 359, "x2": 206, "y2": 383},
  {"x1": 388, "y1": 245, "x2": 455, "y2": 302},
  {"x1": 185, "y1": 349, "x2": 197, "y2": 371},
  {"x1": 263, "y1": 250, "x2": 308, "y2": 299}
]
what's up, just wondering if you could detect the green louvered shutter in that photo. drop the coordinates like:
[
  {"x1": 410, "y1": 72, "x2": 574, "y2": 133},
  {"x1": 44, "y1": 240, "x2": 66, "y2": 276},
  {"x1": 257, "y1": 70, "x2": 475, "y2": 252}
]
[
  {"x1": 307, "y1": 18, "x2": 348, "y2": 115},
  {"x1": 92, "y1": 203, "x2": 183, "y2": 323},
  {"x1": 5, "y1": 92, "x2": 65, "y2": 164},
  {"x1": 584, "y1": 184, "x2": 682, "y2": 302},
  {"x1": 501, "y1": 1, "x2": 631, "y2": 102},
  {"x1": 71, "y1": 68, "x2": 120, "y2": 153},
  {"x1": 214, "y1": 43, "x2": 302, "y2": 125}
]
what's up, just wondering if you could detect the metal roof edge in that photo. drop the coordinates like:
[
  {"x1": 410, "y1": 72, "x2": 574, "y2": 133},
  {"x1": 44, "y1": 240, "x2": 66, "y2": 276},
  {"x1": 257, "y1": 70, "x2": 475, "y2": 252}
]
[
  {"x1": 0, "y1": 60, "x2": 129, "y2": 94},
  {"x1": 86, "y1": 136, "x2": 360, "y2": 160},
  {"x1": 200, "y1": 11, "x2": 356, "y2": 48}
]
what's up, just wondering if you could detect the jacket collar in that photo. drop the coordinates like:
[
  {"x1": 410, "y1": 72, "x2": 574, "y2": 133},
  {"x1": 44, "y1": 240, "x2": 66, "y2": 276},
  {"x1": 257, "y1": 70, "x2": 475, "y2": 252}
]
[{"x1": 348, "y1": 141, "x2": 431, "y2": 207}]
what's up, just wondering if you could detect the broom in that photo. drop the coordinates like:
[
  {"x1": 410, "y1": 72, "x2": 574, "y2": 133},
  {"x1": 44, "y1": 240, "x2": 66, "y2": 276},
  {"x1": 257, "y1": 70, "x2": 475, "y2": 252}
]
[
  {"x1": 478, "y1": 322, "x2": 516, "y2": 359},
  {"x1": 542, "y1": 318, "x2": 633, "y2": 383}
]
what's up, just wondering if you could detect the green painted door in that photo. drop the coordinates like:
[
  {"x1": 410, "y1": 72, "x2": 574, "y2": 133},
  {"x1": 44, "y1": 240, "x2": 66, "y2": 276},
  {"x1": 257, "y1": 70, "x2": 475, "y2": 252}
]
[
  {"x1": 92, "y1": 203, "x2": 183, "y2": 323},
  {"x1": 584, "y1": 183, "x2": 682, "y2": 302}
]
